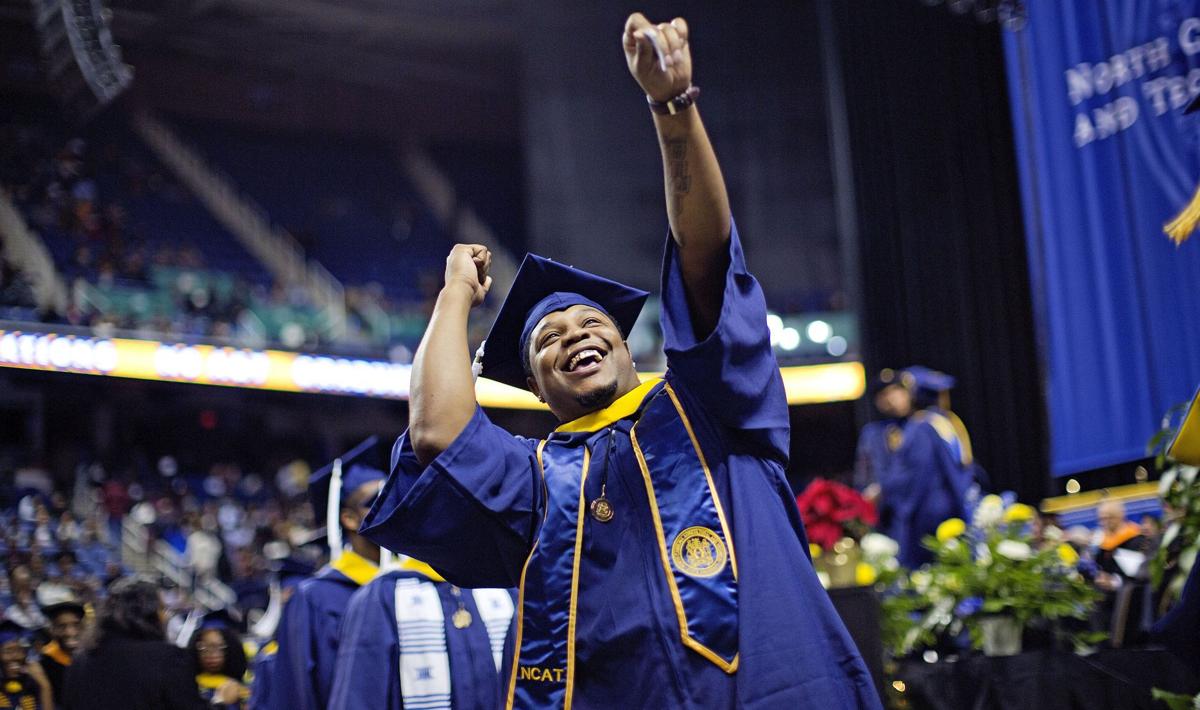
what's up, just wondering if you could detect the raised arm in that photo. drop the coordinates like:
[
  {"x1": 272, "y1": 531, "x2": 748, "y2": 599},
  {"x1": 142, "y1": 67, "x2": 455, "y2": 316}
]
[
  {"x1": 624, "y1": 13, "x2": 731, "y2": 338},
  {"x1": 409, "y1": 244, "x2": 492, "y2": 464}
]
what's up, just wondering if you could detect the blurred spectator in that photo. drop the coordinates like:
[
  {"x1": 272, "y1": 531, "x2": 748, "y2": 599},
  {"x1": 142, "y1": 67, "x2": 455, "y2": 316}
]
[
  {"x1": 1093, "y1": 499, "x2": 1155, "y2": 645},
  {"x1": 0, "y1": 620, "x2": 52, "y2": 709},
  {"x1": 62, "y1": 577, "x2": 238, "y2": 710},
  {"x1": 1094, "y1": 500, "x2": 1151, "y2": 593},
  {"x1": 186, "y1": 612, "x2": 249, "y2": 708},
  {"x1": 5, "y1": 566, "x2": 47, "y2": 630},
  {"x1": 184, "y1": 514, "x2": 221, "y2": 582},
  {"x1": 31, "y1": 584, "x2": 85, "y2": 706}
]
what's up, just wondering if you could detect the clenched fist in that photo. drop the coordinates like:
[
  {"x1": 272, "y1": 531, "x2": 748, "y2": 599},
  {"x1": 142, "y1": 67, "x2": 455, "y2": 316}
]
[
  {"x1": 444, "y1": 244, "x2": 492, "y2": 307},
  {"x1": 623, "y1": 13, "x2": 692, "y2": 103}
]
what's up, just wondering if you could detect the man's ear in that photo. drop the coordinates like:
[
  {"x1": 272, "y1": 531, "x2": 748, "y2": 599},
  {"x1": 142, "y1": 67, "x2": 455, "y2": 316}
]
[
  {"x1": 527, "y1": 377, "x2": 544, "y2": 403},
  {"x1": 339, "y1": 508, "x2": 359, "y2": 534}
]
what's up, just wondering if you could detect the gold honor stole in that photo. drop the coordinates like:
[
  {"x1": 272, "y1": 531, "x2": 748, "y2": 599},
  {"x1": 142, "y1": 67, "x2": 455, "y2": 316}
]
[{"x1": 505, "y1": 383, "x2": 739, "y2": 709}]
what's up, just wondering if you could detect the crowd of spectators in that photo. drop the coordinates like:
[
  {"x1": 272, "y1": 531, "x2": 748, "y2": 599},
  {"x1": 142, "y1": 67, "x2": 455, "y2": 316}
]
[
  {"x1": 0, "y1": 451, "x2": 328, "y2": 708},
  {"x1": 0, "y1": 111, "x2": 440, "y2": 358},
  {"x1": 0, "y1": 239, "x2": 37, "y2": 317}
]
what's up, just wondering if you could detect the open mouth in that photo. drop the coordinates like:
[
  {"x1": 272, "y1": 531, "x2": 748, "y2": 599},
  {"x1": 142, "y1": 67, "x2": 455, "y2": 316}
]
[{"x1": 564, "y1": 347, "x2": 605, "y2": 375}]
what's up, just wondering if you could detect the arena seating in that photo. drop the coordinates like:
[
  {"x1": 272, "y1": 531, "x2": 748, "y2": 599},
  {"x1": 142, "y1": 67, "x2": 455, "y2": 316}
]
[{"x1": 174, "y1": 118, "x2": 453, "y2": 304}]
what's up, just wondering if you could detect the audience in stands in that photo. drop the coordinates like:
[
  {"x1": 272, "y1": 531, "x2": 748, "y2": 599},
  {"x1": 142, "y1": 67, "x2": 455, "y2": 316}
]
[
  {"x1": 62, "y1": 577, "x2": 239, "y2": 709},
  {"x1": 0, "y1": 619, "x2": 52, "y2": 709},
  {"x1": 30, "y1": 584, "x2": 84, "y2": 705},
  {"x1": 187, "y1": 611, "x2": 250, "y2": 708},
  {"x1": 0, "y1": 243, "x2": 37, "y2": 318},
  {"x1": 0, "y1": 111, "x2": 454, "y2": 358}
]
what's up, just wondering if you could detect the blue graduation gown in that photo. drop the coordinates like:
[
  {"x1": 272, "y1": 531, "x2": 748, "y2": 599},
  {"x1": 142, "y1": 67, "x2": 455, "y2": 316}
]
[
  {"x1": 878, "y1": 409, "x2": 977, "y2": 568},
  {"x1": 328, "y1": 568, "x2": 515, "y2": 709},
  {"x1": 1152, "y1": 559, "x2": 1200, "y2": 666},
  {"x1": 247, "y1": 641, "x2": 277, "y2": 710},
  {"x1": 263, "y1": 550, "x2": 377, "y2": 710},
  {"x1": 853, "y1": 420, "x2": 902, "y2": 491},
  {"x1": 362, "y1": 224, "x2": 881, "y2": 709}
]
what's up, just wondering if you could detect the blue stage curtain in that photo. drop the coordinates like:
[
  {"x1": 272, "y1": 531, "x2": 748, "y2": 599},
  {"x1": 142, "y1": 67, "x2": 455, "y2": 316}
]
[{"x1": 1003, "y1": 1, "x2": 1200, "y2": 476}]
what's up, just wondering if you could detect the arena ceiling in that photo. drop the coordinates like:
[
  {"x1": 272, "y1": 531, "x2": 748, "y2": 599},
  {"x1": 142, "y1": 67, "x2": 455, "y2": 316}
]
[
  {"x1": 0, "y1": 0, "x2": 524, "y2": 139},
  {"x1": 1, "y1": 0, "x2": 520, "y2": 88}
]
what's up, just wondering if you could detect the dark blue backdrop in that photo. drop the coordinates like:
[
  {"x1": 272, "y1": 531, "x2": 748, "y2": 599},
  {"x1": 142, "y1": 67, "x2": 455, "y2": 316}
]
[{"x1": 1004, "y1": 0, "x2": 1200, "y2": 476}]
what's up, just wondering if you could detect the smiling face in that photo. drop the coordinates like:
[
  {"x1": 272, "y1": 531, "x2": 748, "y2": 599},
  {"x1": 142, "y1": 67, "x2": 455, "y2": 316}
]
[
  {"x1": 0, "y1": 639, "x2": 26, "y2": 679},
  {"x1": 49, "y1": 609, "x2": 83, "y2": 653},
  {"x1": 525, "y1": 304, "x2": 643, "y2": 422}
]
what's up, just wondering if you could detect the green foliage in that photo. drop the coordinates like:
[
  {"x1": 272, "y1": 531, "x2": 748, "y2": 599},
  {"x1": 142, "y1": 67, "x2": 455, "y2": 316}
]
[
  {"x1": 1148, "y1": 403, "x2": 1200, "y2": 603},
  {"x1": 880, "y1": 499, "x2": 1100, "y2": 657},
  {"x1": 1151, "y1": 688, "x2": 1200, "y2": 710}
]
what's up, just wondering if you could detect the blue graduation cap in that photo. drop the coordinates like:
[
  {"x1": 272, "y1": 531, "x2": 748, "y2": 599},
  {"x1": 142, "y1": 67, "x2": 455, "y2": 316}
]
[
  {"x1": 478, "y1": 253, "x2": 650, "y2": 391},
  {"x1": 309, "y1": 436, "x2": 387, "y2": 560},
  {"x1": 270, "y1": 556, "x2": 315, "y2": 591},
  {"x1": 900, "y1": 366, "x2": 955, "y2": 393},
  {"x1": 0, "y1": 619, "x2": 28, "y2": 645},
  {"x1": 900, "y1": 365, "x2": 956, "y2": 409},
  {"x1": 198, "y1": 607, "x2": 241, "y2": 632},
  {"x1": 869, "y1": 367, "x2": 900, "y2": 396}
]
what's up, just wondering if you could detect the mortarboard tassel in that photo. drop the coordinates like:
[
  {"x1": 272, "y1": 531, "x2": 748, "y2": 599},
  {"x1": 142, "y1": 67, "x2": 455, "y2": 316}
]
[
  {"x1": 175, "y1": 608, "x2": 202, "y2": 648},
  {"x1": 327, "y1": 458, "x2": 344, "y2": 562},
  {"x1": 1165, "y1": 181, "x2": 1200, "y2": 245},
  {"x1": 251, "y1": 582, "x2": 283, "y2": 641}
]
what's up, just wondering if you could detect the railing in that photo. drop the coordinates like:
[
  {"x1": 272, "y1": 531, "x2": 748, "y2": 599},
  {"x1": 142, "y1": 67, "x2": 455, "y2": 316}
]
[
  {"x1": 131, "y1": 112, "x2": 347, "y2": 340},
  {"x1": 119, "y1": 514, "x2": 236, "y2": 612},
  {"x1": 120, "y1": 514, "x2": 153, "y2": 577},
  {"x1": 153, "y1": 540, "x2": 237, "y2": 611},
  {"x1": 0, "y1": 189, "x2": 68, "y2": 312}
]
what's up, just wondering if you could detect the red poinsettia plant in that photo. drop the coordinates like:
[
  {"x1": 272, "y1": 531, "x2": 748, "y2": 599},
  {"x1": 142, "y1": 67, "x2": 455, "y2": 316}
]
[{"x1": 796, "y1": 478, "x2": 879, "y2": 551}]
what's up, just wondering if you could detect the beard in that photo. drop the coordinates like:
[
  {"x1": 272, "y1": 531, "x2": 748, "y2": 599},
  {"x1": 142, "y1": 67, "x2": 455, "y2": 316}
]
[{"x1": 573, "y1": 378, "x2": 620, "y2": 412}]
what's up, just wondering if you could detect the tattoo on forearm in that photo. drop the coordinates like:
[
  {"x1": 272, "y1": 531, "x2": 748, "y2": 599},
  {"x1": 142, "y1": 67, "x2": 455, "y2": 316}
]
[{"x1": 665, "y1": 138, "x2": 691, "y2": 197}]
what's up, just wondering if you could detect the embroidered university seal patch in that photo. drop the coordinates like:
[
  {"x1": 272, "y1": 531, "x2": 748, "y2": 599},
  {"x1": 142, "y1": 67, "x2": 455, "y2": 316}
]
[{"x1": 670, "y1": 526, "x2": 728, "y2": 578}]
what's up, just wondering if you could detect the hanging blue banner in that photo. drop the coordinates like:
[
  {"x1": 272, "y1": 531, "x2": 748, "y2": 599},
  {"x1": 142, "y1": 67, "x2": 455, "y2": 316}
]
[{"x1": 1003, "y1": 1, "x2": 1200, "y2": 476}]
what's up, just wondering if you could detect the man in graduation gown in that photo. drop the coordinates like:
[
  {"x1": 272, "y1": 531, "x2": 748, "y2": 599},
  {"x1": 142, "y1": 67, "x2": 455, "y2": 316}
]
[
  {"x1": 265, "y1": 439, "x2": 386, "y2": 710},
  {"x1": 360, "y1": 13, "x2": 880, "y2": 709},
  {"x1": 876, "y1": 366, "x2": 982, "y2": 568},
  {"x1": 852, "y1": 369, "x2": 910, "y2": 508},
  {"x1": 328, "y1": 557, "x2": 516, "y2": 709},
  {"x1": 247, "y1": 557, "x2": 313, "y2": 710}
]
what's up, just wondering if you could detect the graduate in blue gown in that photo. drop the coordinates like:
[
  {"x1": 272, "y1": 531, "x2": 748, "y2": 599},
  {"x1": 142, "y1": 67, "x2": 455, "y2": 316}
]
[
  {"x1": 265, "y1": 438, "x2": 386, "y2": 710},
  {"x1": 854, "y1": 369, "x2": 907, "y2": 491},
  {"x1": 247, "y1": 557, "x2": 313, "y2": 710},
  {"x1": 188, "y1": 610, "x2": 250, "y2": 708},
  {"x1": 328, "y1": 558, "x2": 516, "y2": 709},
  {"x1": 360, "y1": 13, "x2": 880, "y2": 709},
  {"x1": 853, "y1": 369, "x2": 911, "y2": 529},
  {"x1": 1152, "y1": 549, "x2": 1200, "y2": 666},
  {"x1": 876, "y1": 367, "x2": 983, "y2": 568}
]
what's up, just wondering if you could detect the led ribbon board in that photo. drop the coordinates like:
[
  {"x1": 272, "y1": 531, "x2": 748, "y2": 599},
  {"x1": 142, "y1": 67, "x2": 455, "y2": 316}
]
[{"x1": 0, "y1": 330, "x2": 864, "y2": 408}]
